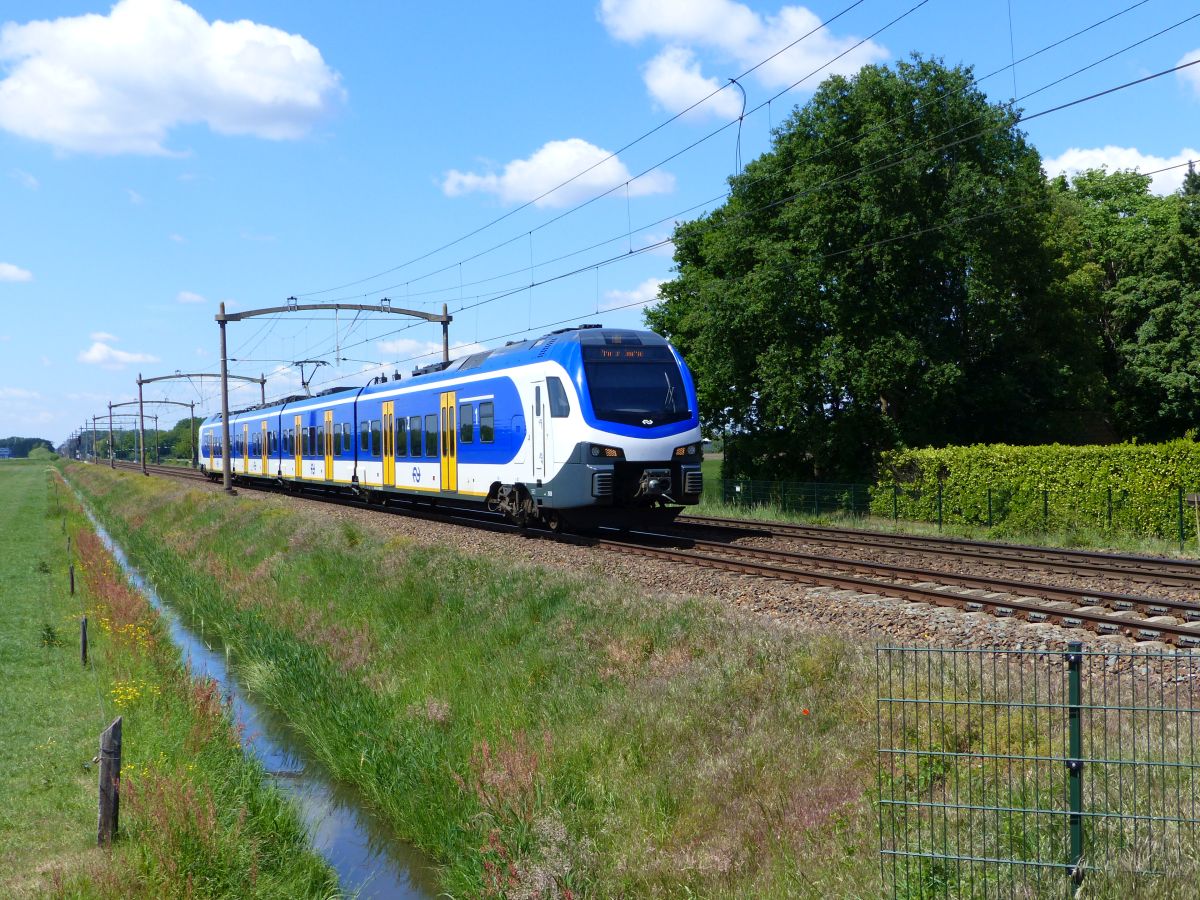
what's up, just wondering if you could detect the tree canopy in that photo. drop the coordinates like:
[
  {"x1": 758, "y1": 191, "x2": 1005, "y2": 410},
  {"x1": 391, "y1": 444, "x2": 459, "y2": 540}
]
[
  {"x1": 648, "y1": 55, "x2": 1198, "y2": 481},
  {"x1": 0, "y1": 436, "x2": 55, "y2": 458}
]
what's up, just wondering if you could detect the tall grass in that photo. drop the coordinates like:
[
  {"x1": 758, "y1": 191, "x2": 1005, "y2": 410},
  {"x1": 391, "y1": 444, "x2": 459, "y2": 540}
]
[
  {"x1": 69, "y1": 462, "x2": 885, "y2": 897},
  {"x1": 40, "y1": 468, "x2": 336, "y2": 898}
]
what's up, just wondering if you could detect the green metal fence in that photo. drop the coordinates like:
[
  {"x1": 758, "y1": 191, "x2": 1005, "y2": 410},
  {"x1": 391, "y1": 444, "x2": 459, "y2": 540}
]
[
  {"x1": 719, "y1": 479, "x2": 871, "y2": 517},
  {"x1": 708, "y1": 477, "x2": 1200, "y2": 548},
  {"x1": 877, "y1": 644, "x2": 1200, "y2": 898},
  {"x1": 876, "y1": 482, "x2": 1199, "y2": 546}
]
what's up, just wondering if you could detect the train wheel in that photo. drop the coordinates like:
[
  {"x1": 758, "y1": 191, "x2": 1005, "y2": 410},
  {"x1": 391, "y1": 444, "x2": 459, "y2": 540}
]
[{"x1": 544, "y1": 510, "x2": 565, "y2": 533}]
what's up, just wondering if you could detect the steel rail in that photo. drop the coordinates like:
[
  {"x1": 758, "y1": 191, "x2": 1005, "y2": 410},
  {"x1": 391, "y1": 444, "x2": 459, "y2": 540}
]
[
  {"x1": 654, "y1": 534, "x2": 1200, "y2": 620},
  {"x1": 593, "y1": 538, "x2": 1200, "y2": 647},
  {"x1": 678, "y1": 514, "x2": 1200, "y2": 586}
]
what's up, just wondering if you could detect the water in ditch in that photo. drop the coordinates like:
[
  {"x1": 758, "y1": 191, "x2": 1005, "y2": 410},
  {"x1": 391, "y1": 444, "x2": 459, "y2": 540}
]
[{"x1": 79, "y1": 503, "x2": 439, "y2": 899}]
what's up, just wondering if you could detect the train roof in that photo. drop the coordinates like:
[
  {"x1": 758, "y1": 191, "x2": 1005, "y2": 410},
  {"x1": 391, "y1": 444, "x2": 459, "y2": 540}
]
[{"x1": 205, "y1": 326, "x2": 673, "y2": 422}]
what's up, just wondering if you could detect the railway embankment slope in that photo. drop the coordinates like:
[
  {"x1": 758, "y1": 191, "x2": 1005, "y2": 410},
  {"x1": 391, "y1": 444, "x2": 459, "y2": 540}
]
[{"x1": 66, "y1": 460, "x2": 882, "y2": 897}]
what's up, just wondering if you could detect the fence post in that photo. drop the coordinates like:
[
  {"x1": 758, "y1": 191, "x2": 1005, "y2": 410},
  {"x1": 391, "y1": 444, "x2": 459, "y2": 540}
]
[
  {"x1": 937, "y1": 482, "x2": 943, "y2": 532},
  {"x1": 987, "y1": 488, "x2": 993, "y2": 529},
  {"x1": 1179, "y1": 488, "x2": 1185, "y2": 553},
  {"x1": 98, "y1": 716, "x2": 122, "y2": 846},
  {"x1": 1066, "y1": 642, "x2": 1085, "y2": 884},
  {"x1": 81, "y1": 616, "x2": 88, "y2": 666},
  {"x1": 69, "y1": 564, "x2": 75, "y2": 595}
]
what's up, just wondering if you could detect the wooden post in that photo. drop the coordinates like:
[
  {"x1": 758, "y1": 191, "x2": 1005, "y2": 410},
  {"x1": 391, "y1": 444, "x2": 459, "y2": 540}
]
[
  {"x1": 69, "y1": 564, "x2": 75, "y2": 595},
  {"x1": 98, "y1": 717, "x2": 122, "y2": 846},
  {"x1": 81, "y1": 616, "x2": 88, "y2": 665}
]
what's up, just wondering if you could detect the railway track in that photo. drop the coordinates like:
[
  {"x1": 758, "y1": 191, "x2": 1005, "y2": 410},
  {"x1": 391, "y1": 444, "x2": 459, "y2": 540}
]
[
  {"x1": 677, "y1": 514, "x2": 1200, "y2": 589},
  {"x1": 95, "y1": 460, "x2": 1200, "y2": 647}
]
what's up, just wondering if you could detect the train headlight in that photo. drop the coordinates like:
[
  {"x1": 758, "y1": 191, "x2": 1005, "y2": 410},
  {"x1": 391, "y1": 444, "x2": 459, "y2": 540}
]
[
  {"x1": 673, "y1": 443, "x2": 700, "y2": 457},
  {"x1": 589, "y1": 444, "x2": 624, "y2": 459}
]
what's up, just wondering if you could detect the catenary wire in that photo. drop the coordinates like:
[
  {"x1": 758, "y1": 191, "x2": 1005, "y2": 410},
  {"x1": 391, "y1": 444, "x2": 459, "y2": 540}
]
[
  {"x1": 295, "y1": 0, "x2": 878, "y2": 298},
  {"x1": 303, "y1": 0, "x2": 1168, "y2": 311}
]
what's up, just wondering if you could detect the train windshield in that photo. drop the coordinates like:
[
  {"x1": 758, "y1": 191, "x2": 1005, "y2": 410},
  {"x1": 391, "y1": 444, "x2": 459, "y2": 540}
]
[{"x1": 582, "y1": 345, "x2": 690, "y2": 427}]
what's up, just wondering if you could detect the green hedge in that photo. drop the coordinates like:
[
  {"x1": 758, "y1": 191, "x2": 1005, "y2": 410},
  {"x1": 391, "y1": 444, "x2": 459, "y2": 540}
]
[{"x1": 871, "y1": 439, "x2": 1200, "y2": 539}]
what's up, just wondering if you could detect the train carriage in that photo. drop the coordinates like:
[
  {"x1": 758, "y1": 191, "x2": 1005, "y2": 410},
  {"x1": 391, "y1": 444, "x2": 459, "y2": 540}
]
[{"x1": 199, "y1": 325, "x2": 702, "y2": 529}]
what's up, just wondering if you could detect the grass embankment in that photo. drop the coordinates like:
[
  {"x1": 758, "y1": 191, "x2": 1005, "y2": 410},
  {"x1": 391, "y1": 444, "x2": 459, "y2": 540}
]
[
  {"x1": 67, "y1": 461, "x2": 883, "y2": 897},
  {"x1": 0, "y1": 461, "x2": 335, "y2": 898}
]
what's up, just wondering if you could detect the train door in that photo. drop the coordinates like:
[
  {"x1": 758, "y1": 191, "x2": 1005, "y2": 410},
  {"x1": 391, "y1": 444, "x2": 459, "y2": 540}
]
[
  {"x1": 241, "y1": 424, "x2": 248, "y2": 473},
  {"x1": 208, "y1": 429, "x2": 214, "y2": 469},
  {"x1": 439, "y1": 392, "x2": 457, "y2": 492},
  {"x1": 261, "y1": 421, "x2": 268, "y2": 473},
  {"x1": 293, "y1": 414, "x2": 302, "y2": 478},
  {"x1": 531, "y1": 382, "x2": 547, "y2": 481},
  {"x1": 324, "y1": 410, "x2": 334, "y2": 481},
  {"x1": 382, "y1": 401, "x2": 395, "y2": 487}
]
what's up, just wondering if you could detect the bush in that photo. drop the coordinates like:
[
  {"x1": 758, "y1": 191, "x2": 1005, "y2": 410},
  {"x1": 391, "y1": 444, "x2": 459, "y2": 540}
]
[{"x1": 872, "y1": 439, "x2": 1200, "y2": 538}]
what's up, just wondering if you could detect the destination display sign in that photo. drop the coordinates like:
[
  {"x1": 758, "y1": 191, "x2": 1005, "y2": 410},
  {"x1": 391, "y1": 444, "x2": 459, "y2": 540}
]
[{"x1": 583, "y1": 345, "x2": 672, "y2": 362}]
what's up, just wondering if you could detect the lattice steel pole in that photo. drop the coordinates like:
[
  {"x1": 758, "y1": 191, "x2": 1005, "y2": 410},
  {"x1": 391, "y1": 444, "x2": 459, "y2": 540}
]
[
  {"x1": 137, "y1": 373, "x2": 147, "y2": 475},
  {"x1": 218, "y1": 302, "x2": 233, "y2": 494}
]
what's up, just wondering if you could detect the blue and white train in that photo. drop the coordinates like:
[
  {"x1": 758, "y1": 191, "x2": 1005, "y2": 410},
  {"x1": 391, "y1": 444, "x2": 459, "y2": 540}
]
[{"x1": 198, "y1": 326, "x2": 703, "y2": 529}]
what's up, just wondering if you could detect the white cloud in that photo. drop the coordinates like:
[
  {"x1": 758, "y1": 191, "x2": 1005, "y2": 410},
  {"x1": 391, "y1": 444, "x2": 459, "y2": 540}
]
[
  {"x1": 168, "y1": 233, "x2": 185, "y2": 243},
  {"x1": 602, "y1": 275, "x2": 669, "y2": 311},
  {"x1": 600, "y1": 0, "x2": 888, "y2": 117},
  {"x1": 443, "y1": 138, "x2": 674, "y2": 208},
  {"x1": 177, "y1": 290, "x2": 206, "y2": 304},
  {"x1": 77, "y1": 341, "x2": 159, "y2": 369},
  {"x1": 127, "y1": 189, "x2": 144, "y2": 205},
  {"x1": 377, "y1": 337, "x2": 487, "y2": 363},
  {"x1": 1042, "y1": 146, "x2": 1200, "y2": 196},
  {"x1": 0, "y1": 262, "x2": 33, "y2": 282},
  {"x1": 0, "y1": 0, "x2": 344, "y2": 155},
  {"x1": 0, "y1": 386, "x2": 41, "y2": 399},
  {"x1": 599, "y1": 0, "x2": 761, "y2": 46},
  {"x1": 0, "y1": 384, "x2": 51, "y2": 428},
  {"x1": 643, "y1": 47, "x2": 745, "y2": 118},
  {"x1": 1179, "y1": 49, "x2": 1200, "y2": 96},
  {"x1": 638, "y1": 232, "x2": 676, "y2": 257},
  {"x1": 9, "y1": 168, "x2": 38, "y2": 189},
  {"x1": 90, "y1": 331, "x2": 119, "y2": 342}
]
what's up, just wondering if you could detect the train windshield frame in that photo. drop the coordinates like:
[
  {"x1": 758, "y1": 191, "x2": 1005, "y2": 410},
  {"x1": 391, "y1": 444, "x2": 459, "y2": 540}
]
[{"x1": 582, "y1": 345, "x2": 691, "y2": 427}]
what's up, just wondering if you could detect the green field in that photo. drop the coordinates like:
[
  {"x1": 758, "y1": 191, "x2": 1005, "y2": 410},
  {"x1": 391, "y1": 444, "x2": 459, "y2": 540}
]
[
  {"x1": 67, "y1": 460, "x2": 883, "y2": 897},
  {"x1": 0, "y1": 461, "x2": 333, "y2": 898}
]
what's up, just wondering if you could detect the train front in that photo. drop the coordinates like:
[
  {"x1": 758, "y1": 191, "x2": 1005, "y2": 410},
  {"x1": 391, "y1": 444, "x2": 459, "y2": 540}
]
[{"x1": 567, "y1": 328, "x2": 703, "y2": 526}]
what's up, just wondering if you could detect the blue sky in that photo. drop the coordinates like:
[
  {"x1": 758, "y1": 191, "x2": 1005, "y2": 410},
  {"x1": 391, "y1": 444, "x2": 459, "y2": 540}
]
[{"x1": 1, "y1": 0, "x2": 1198, "y2": 444}]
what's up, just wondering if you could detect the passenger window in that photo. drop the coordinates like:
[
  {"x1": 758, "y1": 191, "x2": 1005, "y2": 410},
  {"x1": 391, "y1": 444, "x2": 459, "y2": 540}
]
[
  {"x1": 396, "y1": 418, "x2": 407, "y2": 458},
  {"x1": 409, "y1": 416, "x2": 422, "y2": 456},
  {"x1": 479, "y1": 401, "x2": 494, "y2": 443},
  {"x1": 360, "y1": 421, "x2": 370, "y2": 452},
  {"x1": 270, "y1": 432, "x2": 277, "y2": 454},
  {"x1": 535, "y1": 386, "x2": 542, "y2": 417},
  {"x1": 371, "y1": 420, "x2": 381, "y2": 457},
  {"x1": 309, "y1": 426, "x2": 318, "y2": 456},
  {"x1": 316, "y1": 426, "x2": 324, "y2": 457},
  {"x1": 459, "y1": 403, "x2": 473, "y2": 443},
  {"x1": 424, "y1": 413, "x2": 438, "y2": 456},
  {"x1": 342, "y1": 423, "x2": 352, "y2": 454},
  {"x1": 547, "y1": 377, "x2": 571, "y2": 418}
]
